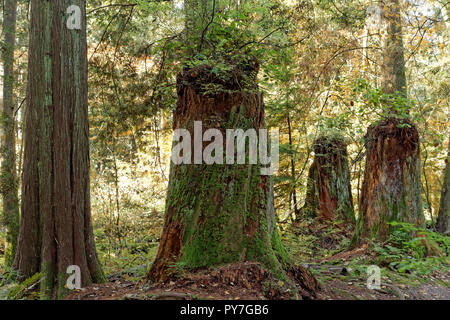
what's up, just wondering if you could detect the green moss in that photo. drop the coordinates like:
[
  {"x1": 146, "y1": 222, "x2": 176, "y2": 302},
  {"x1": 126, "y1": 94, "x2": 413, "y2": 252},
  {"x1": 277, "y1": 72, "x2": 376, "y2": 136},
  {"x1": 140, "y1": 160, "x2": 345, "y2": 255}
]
[
  {"x1": 56, "y1": 271, "x2": 71, "y2": 300},
  {"x1": 270, "y1": 228, "x2": 292, "y2": 267},
  {"x1": 164, "y1": 103, "x2": 292, "y2": 281},
  {"x1": 301, "y1": 131, "x2": 354, "y2": 223},
  {"x1": 39, "y1": 261, "x2": 54, "y2": 300},
  {"x1": 7, "y1": 272, "x2": 42, "y2": 300}
]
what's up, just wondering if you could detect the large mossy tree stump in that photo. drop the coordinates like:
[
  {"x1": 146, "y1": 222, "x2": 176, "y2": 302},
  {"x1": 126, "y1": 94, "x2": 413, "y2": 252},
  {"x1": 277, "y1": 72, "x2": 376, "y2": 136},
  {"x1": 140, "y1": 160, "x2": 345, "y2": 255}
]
[
  {"x1": 300, "y1": 134, "x2": 355, "y2": 223},
  {"x1": 147, "y1": 59, "x2": 293, "y2": 283},
  {"x1": 353, "y1": 118, "x2": 424, "y2": 244}
]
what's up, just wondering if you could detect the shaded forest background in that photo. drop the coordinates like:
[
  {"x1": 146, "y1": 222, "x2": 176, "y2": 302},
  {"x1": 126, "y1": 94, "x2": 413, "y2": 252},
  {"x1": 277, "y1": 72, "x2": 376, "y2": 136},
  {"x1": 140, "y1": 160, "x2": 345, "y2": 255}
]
[{"x1": 0, "y1": 0, "x2": 448, "y2": 299}]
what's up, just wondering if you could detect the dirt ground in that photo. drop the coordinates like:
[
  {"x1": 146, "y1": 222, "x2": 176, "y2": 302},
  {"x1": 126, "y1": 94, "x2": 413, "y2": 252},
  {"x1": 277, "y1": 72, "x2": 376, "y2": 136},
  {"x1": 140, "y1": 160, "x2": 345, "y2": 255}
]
[
  {"x1": 65, "y1": 220, "x2": 449, "y2": 301},
  {"x1": 65, "y1": 261, "x2": 449, "y2": 300}
]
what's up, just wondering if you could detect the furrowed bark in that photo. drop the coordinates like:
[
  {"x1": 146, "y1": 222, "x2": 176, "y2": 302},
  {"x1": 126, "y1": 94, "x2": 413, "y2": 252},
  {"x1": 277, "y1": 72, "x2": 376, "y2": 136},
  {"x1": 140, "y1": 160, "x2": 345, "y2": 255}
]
[
  {"x1": 353, "y1": 1, "x2": 424, "y2": 244},
  {"x1": 436, "y1": 140, "x2": 449, "y2": 235},
  {"x1": 147, "y1": 59, "x2": 291, "y2": 282},
  {"x1": 300, "y1": 134, "x2": 354, "y2": 223},
  {"x1": 1, "y1": 0, "x2": 20, "y2": 267},
  {"x1": 14, "y1": 0, "x2": 105, "y2": 299},
  {"x1": 380, "y1": 0, "x2": 407, "y2": 100},
  {"x1": 352, "y1": 118, "x2": 424, "y2": 243}
]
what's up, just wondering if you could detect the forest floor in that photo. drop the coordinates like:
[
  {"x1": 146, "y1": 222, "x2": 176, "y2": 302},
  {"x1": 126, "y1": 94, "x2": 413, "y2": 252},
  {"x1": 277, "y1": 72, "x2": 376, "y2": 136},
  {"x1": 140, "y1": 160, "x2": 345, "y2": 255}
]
[
  {"x1": 1, "y1": 218, "x2": 448, "y2": 300},
  {"x1": 62, "y1": 219, "x2": 450, "y2": 301},
  {"x1": 63, "y1": 264, "x2": 449, "y2": 300}
]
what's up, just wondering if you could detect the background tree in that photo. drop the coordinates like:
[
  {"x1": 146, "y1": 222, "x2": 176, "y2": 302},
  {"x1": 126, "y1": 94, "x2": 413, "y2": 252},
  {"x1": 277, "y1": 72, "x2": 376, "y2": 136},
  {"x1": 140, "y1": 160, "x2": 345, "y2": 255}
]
[
  {"x1": 1, "y1": 0, "x2": 19, "y2": 267},
  {"x1": 86, "y1": 0, "x2": 176, "y2": 255},
  {"x1": 380, "y1": 0, "x2": 407, "y2": 101},
  {"x1": 300, "y1": 131, "x2": 354, "y2": 223},
  {"x1": 436, "y1": 140, "x2": 449, "y2": 235},
  {"x1": 13, "y1": 0, "x2": 105, "y2": 298},
  {"x1": 0, "y1": 0, "x2": 445, "y2": 300},
  {"x1": 352, "y1": 0, "x2": 424, "y2": 244}
]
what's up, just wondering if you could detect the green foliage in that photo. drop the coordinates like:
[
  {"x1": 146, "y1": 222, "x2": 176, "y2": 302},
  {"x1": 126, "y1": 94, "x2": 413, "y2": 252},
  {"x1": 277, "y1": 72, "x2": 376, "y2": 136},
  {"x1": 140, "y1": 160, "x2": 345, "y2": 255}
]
[
  {"x1": 316, "y1": 0, "x2": 367, "y2": 28},
  {"x1": 353, "y1": 78, "x2": 414, "y2": 119},
  {"x1": 184, "y1": 0, "x2": 294, "y2": 60},
  {"x1": 93, "y1": 210, "x2": 163, "y2": 277},
  {"x1": 282, "y1": 218, "x2": 353, "y2": 262},
  {"x1": 1, "y1": 272, "x2": 42, "y2": 300},
  {"x1": 373, "y1": 222, "x2": 449, "y2": 274}
]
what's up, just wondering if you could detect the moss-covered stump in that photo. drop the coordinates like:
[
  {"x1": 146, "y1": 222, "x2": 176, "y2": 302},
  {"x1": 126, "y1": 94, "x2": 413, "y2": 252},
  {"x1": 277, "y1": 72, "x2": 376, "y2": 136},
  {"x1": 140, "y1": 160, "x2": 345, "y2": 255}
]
[
  {"x1": 300, "y1": 134, "x2": 354, "y2": 223},
  {"x1": 147, "y1": 59, "x2": 306, "y2": 290},
  {"x1": 353, "y1": 117, "x2": 424, "y2": 244}
]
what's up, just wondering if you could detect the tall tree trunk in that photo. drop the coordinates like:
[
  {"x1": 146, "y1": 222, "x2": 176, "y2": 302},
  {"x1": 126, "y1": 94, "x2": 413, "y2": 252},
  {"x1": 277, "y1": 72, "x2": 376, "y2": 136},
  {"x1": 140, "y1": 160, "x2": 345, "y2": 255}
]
[
  {"x1": 380, "y1": 0, "x2": 407, "y2": 101},
  {"x1": 1, "y1": 0, "x2": 20, "y2": 267},
  {"x1": 13, "y1": 0, "x2": 105, "y2": 299},
  {"x1": 353, "y1": 0, "x2": 423, "y2": 244},
  {"x1": 436, "y1": 140, "x2": 450, "y2": 235},
  {"x1": 300, "y1": 134, "x2": 354, "y2": 223}
]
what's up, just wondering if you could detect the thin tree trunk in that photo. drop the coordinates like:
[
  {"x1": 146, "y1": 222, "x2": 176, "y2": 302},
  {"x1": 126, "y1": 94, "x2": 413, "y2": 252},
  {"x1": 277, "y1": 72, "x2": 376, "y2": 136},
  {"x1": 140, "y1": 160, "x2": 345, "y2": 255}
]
[
  {"x1": 380, "y1": 0, "x2": 407, "y2": 101},
  {"x1": 1, "y1": 0, "x2": 20, "y2": 267},
  {"x1": 436, "y1": 140, "x2": 450, "y2": 235},
  {"x1": 184, "y1": 0, "x2": 211, "y2": 54},
  {"x1": 17, "y1": 102, "x2": 25, "y2": 186},
  {"x1": 112, "y1": 140, "x2": 121, "y2": 252},
  {"x1": 287, "y1": 113, "x2": 299, "y2": 217},
  {"x1": 13, "y1": 0, "x2": 105, "y2": 299}
]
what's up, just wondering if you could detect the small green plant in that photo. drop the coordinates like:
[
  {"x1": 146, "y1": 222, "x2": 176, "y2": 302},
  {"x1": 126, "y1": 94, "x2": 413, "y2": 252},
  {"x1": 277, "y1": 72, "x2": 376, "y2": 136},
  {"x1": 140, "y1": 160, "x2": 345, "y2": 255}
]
[
  {"x1": 353, "y1": 78, "x2": 415, "y2": 120},
  {"x1": 372, "y1": 222, "x2": 449, "y2": 275}
]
